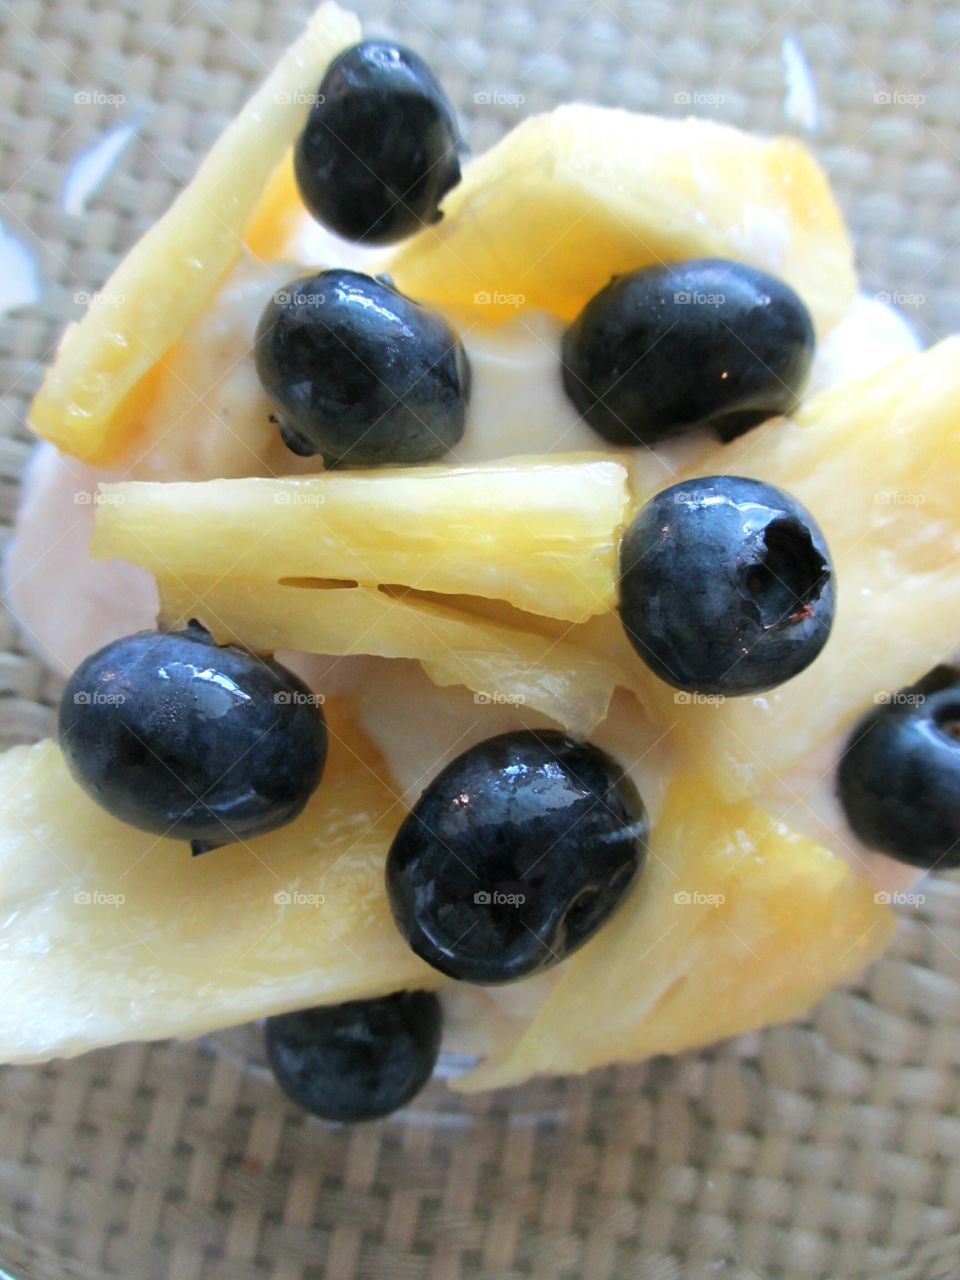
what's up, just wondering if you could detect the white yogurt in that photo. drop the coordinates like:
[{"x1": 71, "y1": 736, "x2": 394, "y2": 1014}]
[
  {"x1": 4, "y1": 444, "x2": 159, "y2": 675},
  {"x1": 809, "y1": 291, "x2": 920, "y2": 391}
]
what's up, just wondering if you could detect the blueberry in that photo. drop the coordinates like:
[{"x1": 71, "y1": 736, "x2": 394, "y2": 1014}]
[
  {"x1": 385, "y1": 730, "x2": 647, "y2": 984},
  {"x1": 58, "y1": 622, "x2": 327, "y2": 855},
  {"x1": 561, "y1": 259, "x2": 815, "y2": 446},
  {"x1": 294, "y1": 40, "x2": 461, "y2": 244},
  {"x1": 619, "y1": 476, "x2": 834, "y2": 696},
  {"x1": 837, "y1": 665, "x2": 960, "y2": 869},
  {"x1": 266, "y1": 991, "x2": 443, "y2": 1122},
  {"x1": 255, "y1": 269, "x2": 470, "y2": 467}
]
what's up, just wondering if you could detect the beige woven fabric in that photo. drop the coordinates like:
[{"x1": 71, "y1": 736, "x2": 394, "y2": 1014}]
[{"x1": 1, "y1": 1, "x2": 960, "y2": 1277}]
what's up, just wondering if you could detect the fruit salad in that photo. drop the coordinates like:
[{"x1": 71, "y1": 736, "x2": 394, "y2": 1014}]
[{"x1": 3, "y1": 1, "x2": 958, "y2": 1123}]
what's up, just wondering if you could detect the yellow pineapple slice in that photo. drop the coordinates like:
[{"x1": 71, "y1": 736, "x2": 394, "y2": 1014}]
[
  {"x1": 91, "y1": 456, "x2": 629, "y2": 622},
  {"x1": 244, "y1": 150, "x2": 306, "y2": 262},
  {"x1": 624, "y1": 338, "x2": 960, "y2": 800},
  {"x1": 385, "y1": 105, "x2": 856, "y2": 334},
  {"x1": 158, "y1": 576, "x2": 621, "y2": 735},
  {"x1": 458, "y1": 774, "x2": 894, "y2": 1091},
  {"x1": 0, "y1": 703, "x2": 445, "y2": 1064},
  {"x1": 27, "y1": 3, "x2": 361, "y2": 465}
]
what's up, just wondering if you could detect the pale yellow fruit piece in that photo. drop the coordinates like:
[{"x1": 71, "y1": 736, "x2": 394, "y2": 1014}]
[
  {"x1": 386, "y1": 105, "x2": 855, "y2": 334},
  {"x1": 27, "y1": 3, "x2": 361, "y2": 465},
  {"x1": 625, "y1": 338, "x2": 960, "y2": 800},
  {"x1": 244, "y1": 150, "x2": 306, "y2": 262},
  {"x1": 458, "y1": 775, "x2": 894, "y2": 1091},
  {"x1": 157, "y1": 576, "x2": 619, "y2": 736},
  {"x1": 0, "y1": 704, "x2": 445, "y2": 1065},
  {"x1": 92, "y1": 456, "x2": 629, "y2": 622}
]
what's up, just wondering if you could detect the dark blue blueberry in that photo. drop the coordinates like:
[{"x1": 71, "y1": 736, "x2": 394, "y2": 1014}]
[
  {"x1": 266, "y1": 991, "x2": 443, "y2": 1122},
  {"x1": 255, "y1": 269, "x2": 470, "y2": 467},
  {"x1": 385, "y1": 730, "x2": 647, "y2": 984},
  {"x1": 294, "y1": 39, "x2": 461, "y2": 244},
  {"x1": 838, "y1": 665, "x2": 960, "y2": 869},
  {"x1": 58, "y1": 621, "x2": 327, "y2": 855},
  {"x1": 561, "y1": 259, "x2": 815, "y2": 446},
  {"x1": 619, "y1": 476, "x2": 834, "y2": 696}
]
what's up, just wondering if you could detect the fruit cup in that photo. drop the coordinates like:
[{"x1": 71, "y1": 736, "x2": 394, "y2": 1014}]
[{"x1": 0, "y1": 3, "x2": 958, "y2": 1279}]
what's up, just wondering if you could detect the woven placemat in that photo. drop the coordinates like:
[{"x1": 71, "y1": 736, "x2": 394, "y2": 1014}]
[{"x1": 1, "y1": 2, "x2": 959, "y2": 1277}]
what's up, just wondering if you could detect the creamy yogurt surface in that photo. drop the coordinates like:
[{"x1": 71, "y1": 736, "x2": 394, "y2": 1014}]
[{"x1": 5, "y1": 222, "x2": 925, "y2": 1058}]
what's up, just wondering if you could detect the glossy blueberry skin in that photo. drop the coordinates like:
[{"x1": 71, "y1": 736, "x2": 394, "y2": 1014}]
[
  {"x1": 619, "y1": 476, "x2": 834, "y2": 696},
  {"x1": 294, "y1": 40, "x2": 461, "y2": 245},
  {"x1": 838, "y1": 666, "x2": 960, "y2": 869},
  {"x1": 58, "y1": 622, "x2": 327, "y2": 855},
  {"x1": 266, "y1": 992, "x2": 443, "y2": 1122},
  {"x1": 255, "y1": 269, "x2": 470, "y2": 467},
  {"x1": 561, "y1": 259, "x2": 815, "y2": 447},
  {"x1": 385, "y1": 730, "x2": 647, "y2": 985}
]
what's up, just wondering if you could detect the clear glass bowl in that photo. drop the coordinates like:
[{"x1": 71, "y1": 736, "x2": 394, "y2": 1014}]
[{"x1": 1, "y1": 1, "x2": 959, "y2": 1277}]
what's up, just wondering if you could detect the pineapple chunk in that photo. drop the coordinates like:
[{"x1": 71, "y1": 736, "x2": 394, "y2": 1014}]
[
  {"x1": 91, "y1": 456, "x2": 629, "y2": 622},
  {"x1": 158, "y1": 576, "x2": 620, "y2": 736},
  {"x1": 386, "y1": 106, "x2": 856, "y2": 334},
  {"x1": 458, "y1": 775, "x2": 894, "y2": 1091},
  {"x1": 0, "y1": 704, "x2": 444, "y2": 1064},
  {"x1": 244, "y1": 150, "x2": 306, "y2": 262},
  {"x1": 625, "y1": 338, "x2": 960, "y2": 800},
  {"x1": 27, "y1": 3, "x2": 361, "y2": 465}
]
